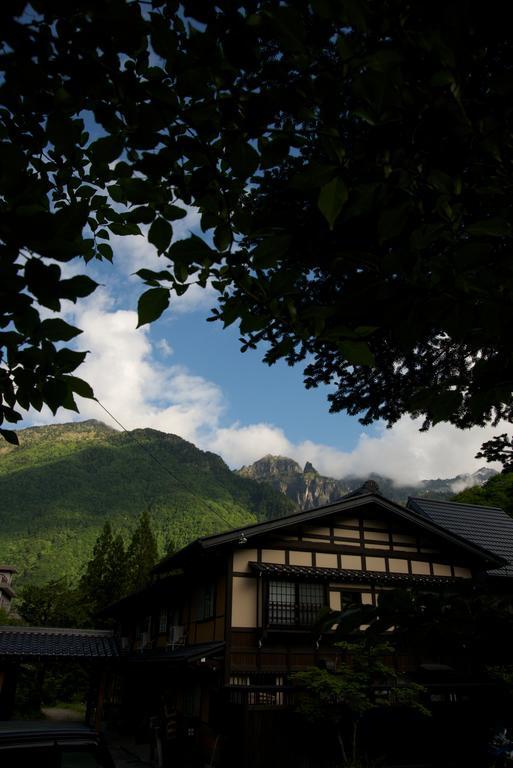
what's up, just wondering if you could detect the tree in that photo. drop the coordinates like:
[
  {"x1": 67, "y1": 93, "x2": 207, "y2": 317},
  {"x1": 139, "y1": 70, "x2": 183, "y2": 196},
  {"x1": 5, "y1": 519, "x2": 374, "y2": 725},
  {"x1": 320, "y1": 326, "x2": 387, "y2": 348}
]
[
  {"x1": 476, "y1": 434, "x2": 513, "y2": 474},
  {"x1": 79, "y1": 522, "x2": 127, "y2": 621},
  {"x1": 292, "y1": 639, "x2": 428, "y2": 766},
  {"x1": 126, "y1": 509, "x2": 159, "y2": 592},
  {"x1": 18, "y1": 578, "x2": 86, "y2": 627},
  {"x1": 2, "y1": 1, "x2": 513, "y2": 443},
  {"x1": 453, "y1": 471, "x2": 513, "y2": 517},
  {"x1": 324, "y1": 587, "x2": 513, "y2": 671}
]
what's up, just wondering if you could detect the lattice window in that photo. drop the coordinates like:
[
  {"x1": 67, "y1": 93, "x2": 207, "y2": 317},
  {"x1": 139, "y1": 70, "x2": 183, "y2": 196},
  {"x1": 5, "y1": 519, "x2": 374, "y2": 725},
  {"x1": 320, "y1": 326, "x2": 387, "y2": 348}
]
[{"x1": 268, "y1": 580, "x2": 325, "y2": 626}]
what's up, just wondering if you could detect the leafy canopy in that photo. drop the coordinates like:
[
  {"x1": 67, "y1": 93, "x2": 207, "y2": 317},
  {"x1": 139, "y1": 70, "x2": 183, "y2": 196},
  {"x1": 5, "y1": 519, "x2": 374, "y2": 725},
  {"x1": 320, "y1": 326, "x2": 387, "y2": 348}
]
[{"x1": 2, "y1": 1, "x2": 513, "y2": 442}]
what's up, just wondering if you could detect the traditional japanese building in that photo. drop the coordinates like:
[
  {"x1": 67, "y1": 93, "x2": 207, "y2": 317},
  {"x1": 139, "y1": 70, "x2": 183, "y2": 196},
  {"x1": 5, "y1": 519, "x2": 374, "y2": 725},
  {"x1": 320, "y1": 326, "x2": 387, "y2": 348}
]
[{"x1": 108, "y1": 482, "x2": 513, "y2": 766}]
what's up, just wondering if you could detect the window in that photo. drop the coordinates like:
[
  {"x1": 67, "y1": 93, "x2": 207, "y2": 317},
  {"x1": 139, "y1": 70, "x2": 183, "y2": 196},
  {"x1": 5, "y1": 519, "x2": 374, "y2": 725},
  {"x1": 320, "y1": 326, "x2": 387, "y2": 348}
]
[
  {"x1": 196, "y1": 583, "x2": 215, "y2": 621},
  {"x1": 268, "y1": 580, "x2": 325, "y2": 626},
  {"x1": 159, "y1": 607, "x2": 168, "y2": 634},
  {"x1": 136, "y1": 615, "x2": 152, "y2": 640}
]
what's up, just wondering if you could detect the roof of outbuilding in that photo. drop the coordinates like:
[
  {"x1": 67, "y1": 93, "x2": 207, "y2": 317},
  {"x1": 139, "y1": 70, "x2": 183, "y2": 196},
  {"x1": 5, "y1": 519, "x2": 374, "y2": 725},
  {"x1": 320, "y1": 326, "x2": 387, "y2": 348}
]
[
  {"x1": 0, "y1": 626, "x2": 119, "y2": 658},
  {"x1": 250, "y1": 562, "x2": 463, "y2": 586},
  {"x1": 407, "y1": 497, "x2": 513, "y2": 578}
]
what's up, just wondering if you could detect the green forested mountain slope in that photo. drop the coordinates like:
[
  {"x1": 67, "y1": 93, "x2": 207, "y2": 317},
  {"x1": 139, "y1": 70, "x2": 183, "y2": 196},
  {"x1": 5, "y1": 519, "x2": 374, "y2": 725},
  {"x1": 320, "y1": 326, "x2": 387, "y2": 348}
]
[
  {"x1": 452, "y1": 471, "x2": 513, "y2": 516},
  {"x1": 0, "y1": 420, "x2": 295, "y2": 584}
]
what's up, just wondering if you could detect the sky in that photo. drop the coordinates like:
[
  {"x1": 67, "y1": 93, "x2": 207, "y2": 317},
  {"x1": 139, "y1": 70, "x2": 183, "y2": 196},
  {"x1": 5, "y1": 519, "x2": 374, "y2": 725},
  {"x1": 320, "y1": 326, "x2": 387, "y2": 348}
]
[{"x1": 19, "y1": 210, "x2": 505, "y2": 486}]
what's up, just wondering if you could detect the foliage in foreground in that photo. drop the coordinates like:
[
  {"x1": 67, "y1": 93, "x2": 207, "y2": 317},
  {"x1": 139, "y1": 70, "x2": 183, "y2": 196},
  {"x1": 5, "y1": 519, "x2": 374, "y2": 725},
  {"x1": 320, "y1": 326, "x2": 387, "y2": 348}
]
[
  {"x1": 1, "y1": 1, "x2": 513, "y2": 444},
  {"x1": 293, "y1": 640, "x2": 428, "y2": 766}
]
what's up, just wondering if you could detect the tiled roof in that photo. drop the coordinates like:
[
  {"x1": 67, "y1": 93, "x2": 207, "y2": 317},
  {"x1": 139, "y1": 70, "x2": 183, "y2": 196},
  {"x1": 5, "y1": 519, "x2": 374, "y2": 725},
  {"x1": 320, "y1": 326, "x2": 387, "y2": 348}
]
[
  {"x1": 250, "y1": 562, "x2": 460, "y2": 585},
  {"x1": 0, "y1": 626, "x2": 119, "y2": 658},
  {"x1": 407, "y1": 497, "x2": 513, "y2": 578}
]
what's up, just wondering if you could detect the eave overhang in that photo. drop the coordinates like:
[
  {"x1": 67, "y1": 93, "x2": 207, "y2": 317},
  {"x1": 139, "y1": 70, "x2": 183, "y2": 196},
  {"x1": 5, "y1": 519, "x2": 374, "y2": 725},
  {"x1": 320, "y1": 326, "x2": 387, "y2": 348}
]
[{"x1": 250, "y1": 562, "x2": 467, "y2": 587}]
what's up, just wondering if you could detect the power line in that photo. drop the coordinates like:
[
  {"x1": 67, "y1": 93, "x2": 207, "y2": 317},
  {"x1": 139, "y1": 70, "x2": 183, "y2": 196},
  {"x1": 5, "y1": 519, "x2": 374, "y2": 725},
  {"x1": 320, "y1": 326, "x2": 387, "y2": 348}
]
[{"x1": 93, "y1": 398, "x2": 238, "y2": 533}]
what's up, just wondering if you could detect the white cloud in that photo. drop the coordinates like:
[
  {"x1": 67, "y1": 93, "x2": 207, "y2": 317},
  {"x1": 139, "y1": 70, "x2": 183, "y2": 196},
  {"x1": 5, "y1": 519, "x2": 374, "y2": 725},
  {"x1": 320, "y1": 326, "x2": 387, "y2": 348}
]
[
  {"x1": 207, "y1": 417, "x2": 503, "y2": 483},
  {"x1": 156, "y1": 339, "x2": 173, "y2": 357},
  {"x1": 68, "y1": 289, "x2": 225, "y2": 443}
]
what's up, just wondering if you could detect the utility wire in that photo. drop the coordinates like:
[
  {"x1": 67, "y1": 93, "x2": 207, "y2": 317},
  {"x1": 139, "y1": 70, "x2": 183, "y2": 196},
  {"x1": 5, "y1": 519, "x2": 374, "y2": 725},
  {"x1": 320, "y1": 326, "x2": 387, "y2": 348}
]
[{"x1": 94, "y1": 397, "x2": 239, "y2": 533}]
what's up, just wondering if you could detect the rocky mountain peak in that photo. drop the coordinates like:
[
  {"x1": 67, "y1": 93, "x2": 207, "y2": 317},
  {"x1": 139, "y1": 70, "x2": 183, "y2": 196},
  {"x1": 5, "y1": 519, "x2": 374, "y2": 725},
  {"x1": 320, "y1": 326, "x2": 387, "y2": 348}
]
[
  {"x1": 236, "y1": 456, "x2": 498, "y2": 510},
  {"x1": 238, "y1": 454, "x2": 303, "y2": 480}
]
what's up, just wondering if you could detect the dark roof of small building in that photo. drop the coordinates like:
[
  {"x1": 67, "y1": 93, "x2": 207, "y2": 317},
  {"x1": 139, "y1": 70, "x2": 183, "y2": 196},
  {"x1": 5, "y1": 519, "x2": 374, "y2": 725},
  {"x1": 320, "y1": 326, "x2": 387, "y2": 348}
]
[
  {"x1": 0, "y1": 626, "x2": 119, "y2": 658},
  {"x1": 0, "y1": 565, "x2": 17, "y2": 573},
  {"x1": 407, "y1": 497, "x2": 513, "y2": 578},
  {"x1": 153, "y1": 487, "x2": 504, "y2": 574},
  {"x1": 250, "y1": 562, "x2": 463, "y2": 586}
]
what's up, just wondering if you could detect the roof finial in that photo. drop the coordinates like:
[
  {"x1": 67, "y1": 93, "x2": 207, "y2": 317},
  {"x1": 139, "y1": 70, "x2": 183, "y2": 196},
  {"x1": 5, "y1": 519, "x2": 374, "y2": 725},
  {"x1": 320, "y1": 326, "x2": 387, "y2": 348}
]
[{"x1": 360, "y1": 479, "x2": 380, "y2": 495}]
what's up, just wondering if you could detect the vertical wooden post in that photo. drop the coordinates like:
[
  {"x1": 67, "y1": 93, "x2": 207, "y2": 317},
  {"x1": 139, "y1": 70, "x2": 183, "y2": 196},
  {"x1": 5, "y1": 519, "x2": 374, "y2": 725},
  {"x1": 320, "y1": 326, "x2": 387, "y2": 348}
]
[
  {"x1": 0, "y1": 663, "x2": 18, "y2": 720},
  {"x1": 95, "y1": 664, "x2": 107, "y2": 732}
]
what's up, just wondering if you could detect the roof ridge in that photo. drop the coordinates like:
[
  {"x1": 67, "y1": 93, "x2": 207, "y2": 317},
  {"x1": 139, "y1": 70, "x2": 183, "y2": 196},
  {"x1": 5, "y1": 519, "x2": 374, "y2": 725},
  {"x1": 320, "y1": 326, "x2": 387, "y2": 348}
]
[
  {"x1": 0, "y1": 625, "x2": 114, "y2": 636},
  {"x1": 408, "y1": 496, "x2": 504, "y2": 511}
]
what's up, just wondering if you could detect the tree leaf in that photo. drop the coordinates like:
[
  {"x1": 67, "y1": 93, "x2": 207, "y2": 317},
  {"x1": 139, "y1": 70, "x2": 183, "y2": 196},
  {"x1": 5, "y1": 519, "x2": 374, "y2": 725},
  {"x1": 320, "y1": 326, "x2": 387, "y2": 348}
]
[
  {"x1": 59, "y1": 275, "x2": 98, "y2": 301},
  {"x1": 97, "y1": 243, "x2": 113, "y2": 261},
  {"x1": 228, "y1": 139, "x2": 260, "y2": 179},
  {"x1": 466, "y1": 218, "x2": 512, "y2": 237},
  {"x1": 168, "y1": 234, "x2": 216, "y2": 264},
  {"x1": 89, "y1": 135, "x2": 124, "y2": 163},
  {"x1": 318, "y1": 177, "x2": 348, "y2": 230},
  {"x1": 137, "y1": 288, "x2": 170, "y2": 327},
  {"x1": 214, "y1": 223, "x2": 232, "y2": 252},
  {"x1": 0, "y1": 428, "x2": 19, "y2": 445},
  {"x1": 162, "y1": 204, "x2": 188, "y2": 220},
  {"x1": 338, "y1": 340, "x2": 375, "y2": 367},
  {"x1": 40, "y1": 318, "x2": 83, "y2": 342},
  {"x1": 66, "y1": 376, "x2": 95, "y2": 399},
  {"x1": 148, "y1": 217, "x2": 173, "y2": 253}
]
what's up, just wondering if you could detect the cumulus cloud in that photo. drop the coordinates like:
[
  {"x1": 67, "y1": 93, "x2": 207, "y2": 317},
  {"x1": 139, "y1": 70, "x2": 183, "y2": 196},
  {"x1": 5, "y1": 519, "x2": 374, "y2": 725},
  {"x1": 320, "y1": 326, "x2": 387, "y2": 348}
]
[
  {"x1": 68, "y1": 289, "x2": 225, "y2": 442},
  {"x1": 208, "y1": 418, "x2": 503, "y2": 483}
]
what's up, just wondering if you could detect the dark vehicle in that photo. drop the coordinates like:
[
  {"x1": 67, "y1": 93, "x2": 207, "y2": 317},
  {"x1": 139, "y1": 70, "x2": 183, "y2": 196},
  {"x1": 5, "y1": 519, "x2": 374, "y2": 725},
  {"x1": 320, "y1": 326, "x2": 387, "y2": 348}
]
[{"x1": 0, "y1": 721, "x2": 115, "y2": 767}]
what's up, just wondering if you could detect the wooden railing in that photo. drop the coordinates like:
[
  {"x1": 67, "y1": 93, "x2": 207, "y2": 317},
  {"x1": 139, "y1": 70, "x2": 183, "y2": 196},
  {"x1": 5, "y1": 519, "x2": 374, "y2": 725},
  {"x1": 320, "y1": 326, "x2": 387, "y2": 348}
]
[
  {"x1": 225, "y1": 685, "x2": 296, "y2": 708},
  {"x1": 267, "y1": 600, "x2": 324, "y2": 627}
]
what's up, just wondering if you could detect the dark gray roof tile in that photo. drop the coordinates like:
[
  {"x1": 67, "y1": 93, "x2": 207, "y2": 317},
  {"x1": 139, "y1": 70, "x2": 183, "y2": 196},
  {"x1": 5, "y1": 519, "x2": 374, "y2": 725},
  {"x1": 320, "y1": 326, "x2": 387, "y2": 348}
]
[
  {"x1": 0, "y1": 626, "x2": 119, "y2": 658},
  {"x1": 407, "y1": 498, "x2": 513, "y2": 577},
  {"x1": 250, "y1": 562, "x2": 461, "y2": 585}
]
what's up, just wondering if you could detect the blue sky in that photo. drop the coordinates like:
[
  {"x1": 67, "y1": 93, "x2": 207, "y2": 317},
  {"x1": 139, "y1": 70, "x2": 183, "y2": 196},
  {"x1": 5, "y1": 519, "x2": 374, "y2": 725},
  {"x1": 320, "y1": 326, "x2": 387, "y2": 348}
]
[{"x1": 20, "y1": 207, "x2": 504, "y2": 485}]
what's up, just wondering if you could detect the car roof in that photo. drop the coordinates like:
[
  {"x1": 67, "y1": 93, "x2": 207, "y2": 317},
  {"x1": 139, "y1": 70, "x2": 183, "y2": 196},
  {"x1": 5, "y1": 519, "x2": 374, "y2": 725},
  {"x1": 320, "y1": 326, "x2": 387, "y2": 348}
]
[{"x1": 0, "y1": 721, "x2": 100, "y2": 741}]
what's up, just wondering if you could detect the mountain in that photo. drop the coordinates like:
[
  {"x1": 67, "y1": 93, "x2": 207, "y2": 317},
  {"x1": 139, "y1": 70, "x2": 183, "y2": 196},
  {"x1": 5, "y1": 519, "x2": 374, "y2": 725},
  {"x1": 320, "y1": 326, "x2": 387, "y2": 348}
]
[
  {"x1": 0, "y1": 421, "x2": 295, "y2": 585},
  {"x1": 237, "y1": 455, "x2": 497, "y2": 509}
]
